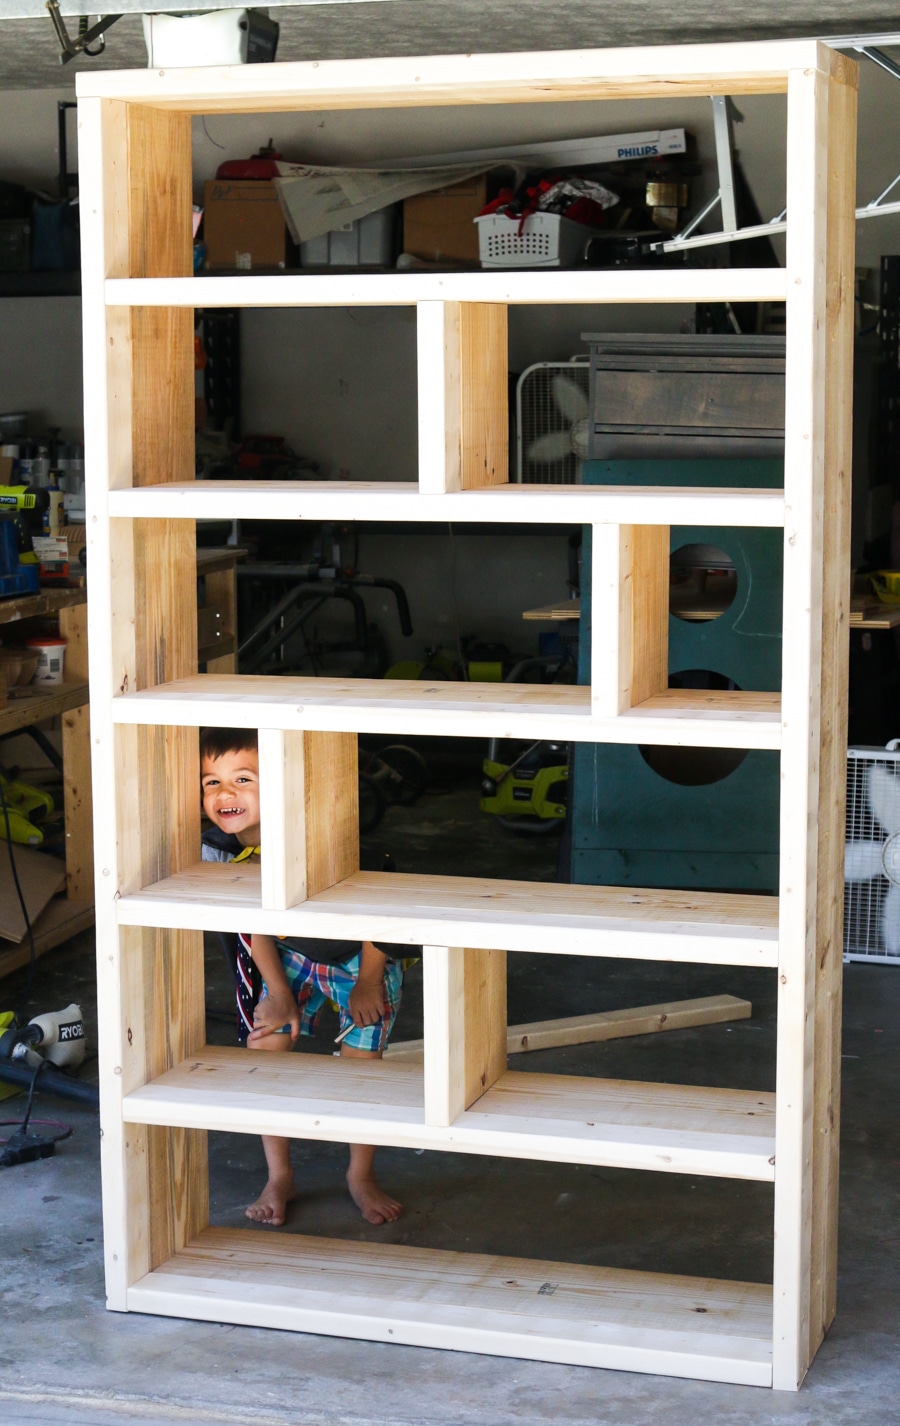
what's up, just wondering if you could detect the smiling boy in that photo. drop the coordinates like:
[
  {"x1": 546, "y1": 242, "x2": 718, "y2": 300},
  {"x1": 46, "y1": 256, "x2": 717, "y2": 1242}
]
[{"x1": 200, "y1": 727, "x2": 404, "y2": 1227}]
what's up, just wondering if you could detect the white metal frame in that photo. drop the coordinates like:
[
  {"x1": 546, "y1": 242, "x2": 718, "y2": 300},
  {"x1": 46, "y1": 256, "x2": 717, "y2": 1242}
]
[{"x1": 77, "y1": 38, "x2": 856, "y2": 1392}]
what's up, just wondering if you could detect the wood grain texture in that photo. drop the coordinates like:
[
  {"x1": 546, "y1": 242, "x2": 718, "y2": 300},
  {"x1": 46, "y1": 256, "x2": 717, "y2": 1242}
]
[
  {"x1": 808, "y1": 67, "x2": 856, "y2": 1363},
  {"x1": 123, "y1": 1047, "x2": 776, "y2": 1180},
  {"x1": 459, "y1": 304, "x2": 508, "y2": 489},
  {"x1": 86, "y1": 38, "x2": 852, "y2": 1383},
  {"x1": 258, "y1": 730, "x2": 358, "y2": 907},
  {"x1": 463, "y1": 947, "x2": 507, "y2": 1103},
  {"x1": 588, "y1": 523, "x2": 668, "y2": 716},
  {"x1": 303, "y1": 731, "x2": 359, "y2": 897},
  {"x1": 772, "y1": 55, "x2": 857, "y2": 1390},
  {"x1": 389, "y1": 994, "x2": 752, "y2": 1059},
  {"x1": 423, "y1": 946, "x2": 507, "y2": 1126},
  {"x1": 0, "y1": 900, "x2": 93, "y2": 983},
  {"x1": 772, "y1": 65, "x2": 827, "y2": 1389},
  {"x1": 58, "y1": 597, "x2": 89, "y2": 681},
  {"x1": 0, "y1": 682, "x2": 88, "y2": 740},
  {"x1": 130, "y1": 1224, "x2": 772, "y2": 1382},
  {"x1": 630, "y1": 525, "x2": 671, "y2": 705},
  {"x1": 128, "y1": 1226, "x2": 773, "y2": 1385},
  {"x1": 109, "y1": 674, "x2": 782, "y2": 751},
  {"x1": 122, "y1": 104, "x2": 206, "y2": 1292},
  {"x1": 76, "y1": 37, "x2": 829, "y2": 110},
  {"x1": 116, "y1": 863, "x2": 780, "y2": 966},
  {"x1": 62, "y1": 703, "x2": 93, "y2": 900},
  {"x1": 200, "y1": 565, "x2": 237, "y2": 674},
  {"x1": 119, "y1": 926, "x2": 207, "y2": 1280}
]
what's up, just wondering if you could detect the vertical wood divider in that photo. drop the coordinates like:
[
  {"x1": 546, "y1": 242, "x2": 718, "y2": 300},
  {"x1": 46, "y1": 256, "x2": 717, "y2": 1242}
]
[
  {"x1": 260, "y1": 729, "x2": 359, "y2": 910},
  {"x1": 417, "y1": 300, "x2": 508, "y2": 493},
  {"x1": 423, "y1": 946, "x2": 507, "y2": 1127},
  {"x1": 202, "y1": 564, "x2": 238, "y2": 674},
  {"x1": 809, "y1": 59, "x2": 856, "y2": 1361},
  {"x1": 259, "y1": 729, "x2": 301, "y2": 910},
  {"x1": 591, "y1": 523, "x2": 669, "y2": 717},
  {"x1": 417, "y1": 300, "x2": 460, "y2": 495},
  {"x1": 459, "y1": 303, "x2": 508, "y2": 489},
  {"x1": 773, "y1": 56, "x2": 856, "y2": 1390},
  {"x1": 83, "y1": 95, "x2": 204, "y2": 1307}
]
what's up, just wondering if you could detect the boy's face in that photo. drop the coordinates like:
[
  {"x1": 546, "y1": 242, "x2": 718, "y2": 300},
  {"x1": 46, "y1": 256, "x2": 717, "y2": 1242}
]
[{"x1": 201, "y1": 746, "x2": 261, "y2": 847}]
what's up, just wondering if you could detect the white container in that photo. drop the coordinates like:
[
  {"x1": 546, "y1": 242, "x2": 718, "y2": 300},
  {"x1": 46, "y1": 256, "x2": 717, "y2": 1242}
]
[
  {"x1": 27, "y1": 636, "x2": 66, "y2": 685},
  {"x1": 143, "y1": 10, "x2": 248, "y2": 67},
  {"x1": 300, "y1": 207, "x2": 398, "y2": 268},
  {"x1": 475, "y1": 212, "x2": 590, "y2": 269}
]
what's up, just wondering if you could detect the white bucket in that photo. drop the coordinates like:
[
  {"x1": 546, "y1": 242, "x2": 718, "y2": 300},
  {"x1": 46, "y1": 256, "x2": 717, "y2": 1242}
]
[{"x1": 27, "y1": 636, "x2": 66, "y2": 685}]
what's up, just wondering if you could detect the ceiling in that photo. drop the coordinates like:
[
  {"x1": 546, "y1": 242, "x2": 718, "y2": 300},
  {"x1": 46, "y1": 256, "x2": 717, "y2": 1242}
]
[{"x1": 0, "y1": 1, "x2": 898, "y2": 91}]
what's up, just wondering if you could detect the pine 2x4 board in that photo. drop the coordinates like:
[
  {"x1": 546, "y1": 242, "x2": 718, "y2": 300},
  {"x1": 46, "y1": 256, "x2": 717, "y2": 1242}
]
[{"x1": 77, "y1": 40, "x2": 856, "y2": 1391}]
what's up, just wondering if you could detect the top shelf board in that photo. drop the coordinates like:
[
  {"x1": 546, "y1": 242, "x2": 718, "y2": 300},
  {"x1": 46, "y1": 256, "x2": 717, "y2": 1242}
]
[
  {"x1": 106, "y1": 270, "x2": 789, "y2": 309},
  {"x1": 75, "y1": 38, "x2": 845, "y2": 111},
  {"x1": 108, "y1": 483, "x2": 786, "y2": 530}
]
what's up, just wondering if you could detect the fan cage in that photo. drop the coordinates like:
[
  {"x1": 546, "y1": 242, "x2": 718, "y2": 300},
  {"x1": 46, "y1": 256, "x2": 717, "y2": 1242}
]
[
  {"x1": 516, "y1": 360, "x2": 589, "y2": 485},
  {"x1": 844, "y1": 744, "x2": 900, "y2": 963}
]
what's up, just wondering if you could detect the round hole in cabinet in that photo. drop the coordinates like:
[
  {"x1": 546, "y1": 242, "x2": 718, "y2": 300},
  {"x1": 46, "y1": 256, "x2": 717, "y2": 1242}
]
[
  {"x1": 669, "y1": 543, "x2": 737, "y2": 623},
  {"x1": 639, "y1": 668, "x2": 748, "y2": 786}
]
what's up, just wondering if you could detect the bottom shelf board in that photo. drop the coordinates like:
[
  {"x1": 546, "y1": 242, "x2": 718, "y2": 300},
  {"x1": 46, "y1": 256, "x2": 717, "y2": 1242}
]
[
  {"x1": 127, "y1": 1227, "x2": 773, "y2": 1386},
  {"x1": 122, "y1": 1047, "x2": 776, "y2": 1180}
]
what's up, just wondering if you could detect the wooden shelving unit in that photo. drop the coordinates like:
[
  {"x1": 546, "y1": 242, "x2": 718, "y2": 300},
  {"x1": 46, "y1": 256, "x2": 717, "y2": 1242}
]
[{"x1": 77, "y1": 38, "x2": 856, "y2": 1391}]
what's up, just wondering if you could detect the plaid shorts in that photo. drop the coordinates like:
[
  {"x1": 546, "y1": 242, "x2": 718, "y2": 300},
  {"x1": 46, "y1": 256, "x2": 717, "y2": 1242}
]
[{"x1": 238, "y1": 934, "x2": 403, "y2": 1052}]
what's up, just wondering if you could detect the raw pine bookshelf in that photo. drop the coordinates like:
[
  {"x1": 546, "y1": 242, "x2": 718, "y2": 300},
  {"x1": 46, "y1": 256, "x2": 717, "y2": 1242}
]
[{"x1": 78, "y1": 39, "x2": 856, "y2": 1392}]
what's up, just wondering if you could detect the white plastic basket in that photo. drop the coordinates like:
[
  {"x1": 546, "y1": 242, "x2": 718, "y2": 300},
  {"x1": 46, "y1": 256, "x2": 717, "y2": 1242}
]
[{"x1": 475, "y1": 212, "x2": 589, "y2": 268}]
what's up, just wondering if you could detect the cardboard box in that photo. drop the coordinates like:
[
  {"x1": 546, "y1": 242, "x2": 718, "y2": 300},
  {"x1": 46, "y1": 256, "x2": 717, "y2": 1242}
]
[
  {"x1": 403, "y1": 176, "x2": 488, "y2": 264},
  {"x1": 203, "y1": 179, "x2": 289, "y2": 271}
]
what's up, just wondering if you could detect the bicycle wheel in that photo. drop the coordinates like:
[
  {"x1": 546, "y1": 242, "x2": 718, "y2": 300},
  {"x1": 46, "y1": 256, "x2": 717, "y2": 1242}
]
[
  {"x1": 379, "y1": 744, "x2": 428, "y2": 805},
  {"x1": 358, "y1": 771, "x2": 386, "y2": 834}
]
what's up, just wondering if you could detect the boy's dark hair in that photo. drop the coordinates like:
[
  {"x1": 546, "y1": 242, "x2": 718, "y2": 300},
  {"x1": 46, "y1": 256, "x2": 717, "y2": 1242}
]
[{"x1": 199, "y1": 727, "x2": 258, "y2": 764}]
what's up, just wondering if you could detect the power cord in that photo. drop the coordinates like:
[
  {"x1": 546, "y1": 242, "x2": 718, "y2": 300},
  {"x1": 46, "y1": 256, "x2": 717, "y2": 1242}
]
[
  {"x1": 0, "y1": 1059, "x2": 72, "y2": 1168},
  {"x1": 0, "y1": 770, "x2": 37, "y2": 1019}
]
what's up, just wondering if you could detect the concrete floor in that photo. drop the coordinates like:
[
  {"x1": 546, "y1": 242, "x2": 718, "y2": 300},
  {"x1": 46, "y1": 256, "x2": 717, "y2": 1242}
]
[{"x1": 2, "y1": 769, "x2": 899, "y2": 1426}]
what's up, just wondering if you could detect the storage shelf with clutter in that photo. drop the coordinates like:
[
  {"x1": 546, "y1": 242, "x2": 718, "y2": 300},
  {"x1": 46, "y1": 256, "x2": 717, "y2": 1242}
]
[{"x1": 78, "y1": 38, "x2": 855, "y2": 1391}]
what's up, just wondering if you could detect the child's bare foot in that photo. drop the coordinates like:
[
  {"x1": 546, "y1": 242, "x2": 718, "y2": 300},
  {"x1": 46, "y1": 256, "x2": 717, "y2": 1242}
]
[
  {"x1": 245, "y1": 1174, "x2": 298, "y2": 1227},
  {"x1": 347, "y1": 1171, "x2": 403, "y2": 1225}
]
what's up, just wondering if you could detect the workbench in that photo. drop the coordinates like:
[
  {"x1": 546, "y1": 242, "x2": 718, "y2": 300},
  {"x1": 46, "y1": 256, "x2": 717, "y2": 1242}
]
[
  {"x1": 0, "y1": 585, "x2": 93, "y2": 979},
  {"x1": 0, "y1": 549, "x2": 244, "y2": 979}
]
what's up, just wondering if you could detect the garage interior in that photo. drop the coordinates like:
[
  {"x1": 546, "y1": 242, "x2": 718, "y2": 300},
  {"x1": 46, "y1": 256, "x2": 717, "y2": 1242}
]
[{"x1": 1, "y1": 6, "x2": 899, "y2": 1426}]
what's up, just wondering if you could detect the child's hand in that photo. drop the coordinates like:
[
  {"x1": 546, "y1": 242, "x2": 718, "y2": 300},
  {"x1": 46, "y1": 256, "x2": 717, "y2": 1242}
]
[
  {"x1": 248, "y1": 987, "x2": 300, "y2": 1044},
  {"x1": 348, "y1": 975, "x2": 385, "y2": 1028}
]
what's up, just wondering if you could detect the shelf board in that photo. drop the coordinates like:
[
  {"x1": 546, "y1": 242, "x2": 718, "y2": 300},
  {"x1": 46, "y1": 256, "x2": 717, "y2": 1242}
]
[
  {"x1": 117, "y1": 864, "x2": 779, "y2": 967},
  {"x1": 123, "y1": 1047, "x2": 776, "y2": 1181},
  {"x1": 109, "y1": 675, "x2": 782, "y2": 750},
  {"x1": 129, "y1": 1226, "x2": 773, "y2": 1385},
  {"x1": 108, "y1": 481, "x2": 786, "y2": 530},
  {"x1": 78, "y1": 36, "x2": 814, "y2": 108},
  {"x1": 0, "y1": 681, "x2": 89, "y2": 738},
  {"x1": 112, "y1": 270, "x2": 788, "y2": 306},
  {"x1": 105, "y1": 268, "x2": 789, "y2": 310},
  {"x1": 0, "y1": 587, "x2": 85, "y2": 628}
]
